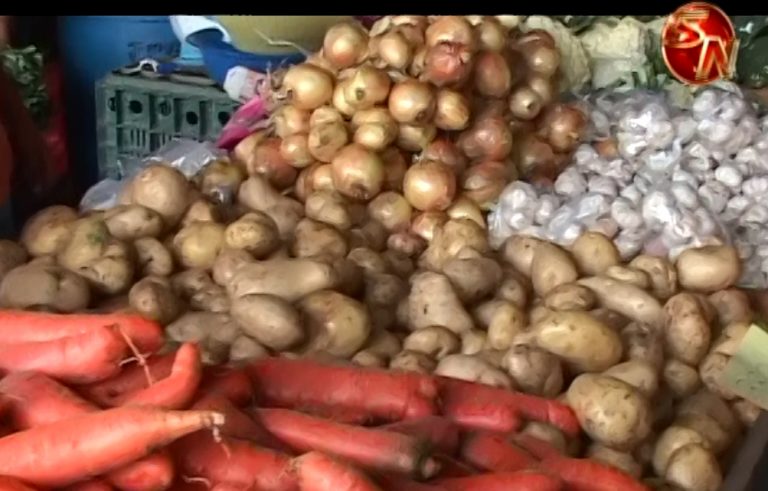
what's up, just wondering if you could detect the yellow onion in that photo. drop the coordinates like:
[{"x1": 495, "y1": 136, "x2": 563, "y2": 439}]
[
  {"x1": 397, "y1": 124, "x2": 437, "y2": 152},
  {"x1": 331, "y1": 144, "x2": 385, "y2": 201},
  {"x1": 457, "y1": 116, "x2": 513, "y2": 160},
  {"x1": 538, "y1": 103, "x2": 588, "y2": 153},
  {"x1": 518, "y1": 39, "x2": 560, "y2": 77},
  {"x1": 476, "y1": 18, "x2": 507, "y2": 51},
  {"x1": 368, "y1": 191, "x2": 413, "y2": 232},
  {"x1": 305, "y1": 52, "x2": 339, "y2": 76},
  {"x1": 411, "y1": 211, "x2": 448, "y2": 241},
  {"x1": 355, "y1": 124, "x2": 397, "y2": 151},
  {"x1": 434, "y1": 89, "x2": 470, "y2": 131},
  {"x1": 409, "y1": 46, "x2": 429, "y2": 78},
  {"x1": 249, "y1": 138, "x2": 298, "y2": 189},
  {"x1": 333, "y1": 79, "x2": 358, "y2": 117},
  {"x1": 282, "y1": 63, "x2": 335, "y2": 110},
  {"x1": 515, "y1": 133, "x2": 556, "y2": 180},
  {"x1": 421, "y1": 137, "x2": 468, "y2": 175},
  {"x1": 279, "y1": 133, "x2": 314, "y2": 168},
  {"x1": 273, "y1": 105, "x2": 310, "y2": 138},
  {"x1": 527, "y1": 75, "x2": 557, "y2": 106},
  {"x1": 308, "y1": 121, "x2": 349, "y2": 163},
  {"x1": 388, "y1": 79, "x2": 436, "y2": 124},
  {"x1": 378, "y1": 29, "x2": 414, "y2": 70},
  {"x1": 509, "y1": 86, "x2": 543, "y2": 121},
  {"x1": 381, "y1": 147, "x2": 408, "y2": 192},
  {"x1": 403, "y1": 160, "x2": 457, "y2": 211},
  {"x1": 473, "y1": 51, "x2": 512, "y2": 98},
  {"x1": 344, "y1": 65, "x2": 392, "y2": 109},
  {"x1": 323, "y1": 22, "x2": 369, "y2": 69},
  {"x1": 232, "y1": 131, "x2": 267, "y2": 167},
  {"x1": 422, "y1": 43, "x2": 473, "y2": 87},
  {"x1": 461, "y1": 160, "x2": 509, "y2": 208},
  {"x1": 426, "y1": 16, "x2": 476, "y2": 49},
  {"x1": 310, "y1": 106, "x2": 344, "y2": 127},
  {"x1": 447, "y1": 195, "x2": 486, "y2": 228}
]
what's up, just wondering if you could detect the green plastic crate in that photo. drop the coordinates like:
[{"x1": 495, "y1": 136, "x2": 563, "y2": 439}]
[{"x1": 96, "y1": 73, "x2": 240, "y2": 178}]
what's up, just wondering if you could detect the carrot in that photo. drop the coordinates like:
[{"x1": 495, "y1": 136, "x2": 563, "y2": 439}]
[
  {"x1": 437, "y1": 378, "x2": 580, "y2": 437},
  {"x1": 0, "y1": 476, "x2": 38, "y2": 491},
  {"x1": 0, "y1": 326, "x2": 128, "y2": 384},
  {"x1": 196, "y1": 366, "x2": 254, "y2": 406},
  {"x1": 62, "y1": 479, "x2": 113, "y2": 491},
  {"x1": 246, "y1": 358, "x2": 437, "y2": 422},
  {"x1": 106, "y1": 450, "x2": 175, "y2": 491},
  {"x1": 459, "y1": 432, "x2": 536, "y2": 473},
  {"x1": 171, "y1": 432, "x2": 297, "y2": 491},
  {"x1": 511, "y1": 433, "x2": 563, "y2": 461},
  {"x1": 192, "y1": 395, "x2": 286, "y2": 450},
  {"x1": 0, "y1": 406, "x2": 223, "y2": 487},
  {"x1": 77, "y1": 353, "x2": 176, "y2": 407},
  {"x1": 433, "y1": 471, "x2": 563, "y2": 491},
  {"x1": 0, "y1": 310, "x2": 164, "y2": 353},
  {"x1": 433, "y1": 455, "x2": 476, "y2": 478},
  {"x1": 381, "y1": 416, "x2": 459, "y2": 455},
  {"x1": 0, "y1": 426, "x2": 12, "y2": 438},
  {"x1": 255, "y1": 408, "x2": 439, "y2": 479},
  {"x1": 291, "y1": 451, "x2": 382, "y2": 491},
  {"x1": 439, "y1": 393, "x2": 521, "y2": 433},
  {"x1": 115, "y1": 343, "x2": 202, "y2": 409},
  {"x1": 211, "y1": 485, "x2": 254, "y2": 491},
  {"x1": 375, "y1": 474, "x2": 441, "y2": 491},
  {"x1": 539, "y1": 456, "x2": 651, "y2": 491}
]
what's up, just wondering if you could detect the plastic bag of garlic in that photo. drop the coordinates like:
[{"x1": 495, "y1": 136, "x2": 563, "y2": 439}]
[{"x1": 489, "y1": 85, "x2": 768, "y2": 288}]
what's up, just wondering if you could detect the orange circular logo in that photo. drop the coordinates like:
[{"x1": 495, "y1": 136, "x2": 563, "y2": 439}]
[{"x1": 661, "y1": 2, "x2": 738, "y2": 85}]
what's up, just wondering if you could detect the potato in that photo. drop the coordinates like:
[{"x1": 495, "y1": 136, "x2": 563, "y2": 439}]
[
  {"x1": 0, "y1": 263, "x2": 90, "y2": 312},
  {"x1": 364, "y1": 273, "x2": 407, "y2": 308},
  {"x1": 520, "y1": 423, "x2": 567, "y2": 453},
  {"x1": 181, "y1": 198, "x2": 221, "y2": 227},
  {"x1": 578, "y1": 276, "x2": 663, "y2": 327},
  {"x1": 586, "y1": 444, "x2": 642, "y2": 478},
  {"x1": 305, "y1": 190, "x2": 355, "y2": 231},
  {"x1": 382, "y1": 249, "x2": 414, "y2": 278},
  {"x1": 166, "y1": 312, "x2": 241, "y2": 364},
  {"x1": 198, "y1": 159, "x2": 246, "y2": 204},
  {"x1": 407, "y1": 271, "x2": 474, "y2": 334},
  {"x1": 123, "y1": 164, "x2": 192, "y2": 227},
  {"x1": 324, "y1": 256, "x2": 364, "y2": 298},
  {"x1": 543, "y1": 283, "x2": 596, "y2": 311},
  {"x1": 461, "y1": 329, "x2": 488, "y2": 355},
  {"x1": 352, "y1": 349, "x2": 388, "y2": 368},
  {"x1": 231, "y1": 294, "x2": 304, "y2": 351},
  {"x1": 501, "y1": 345, "x2": 562, "y2": 397},
  {"x1": 292, "y1": 218, "x2": 348, "y2": 259},
  {"x1": 622, "y1": 321, "x2": 665, "y2": 367},
  {"x1": 709, "y1": 321, "x2": 750, "y2": 357},
  {"x1": 501, "y1": 235, "x2": 543, "y2": 277},
  {"x1": 566, "y1": 373, "x2": 652, "y2": 450},
  {"x1": 531, "y1": 243, "x2": 578, "y2": 297},
  {"x1": 367, "y1": 191, "x2": 413, "y2": 232},
  {"x1": 528, "y1": 311, "x2": 623, "y2": 372},
  {"x1": 390, "y1": 350, "x2": 437, "y2": 373},
  {"x1": 0, "y1": 240, "x2": 28, "y2": 282},
  {"x1": 363, "y1": 329, "x2": 402, "y2": 359},
  {"x1": 604, "y1": 360, "x2": 659, "y2": 398},
  {"x1": 675, "y1": 412, "x2": 732, "y2": 454},
  {"x1": 605, "y1": 266, "x2": 650, "y2": 289},
  {"x1": 529, "y1": 305, "x2": 554, "y2": 325},
  {"x1": 103, "y1": 205, "x2": 164, "y2": 240},
  {"x1": 229, "y1": 335, "x2": 269, "y2": 362},
  {"x1": 435, "y1": 354, "x2": 512, "y2": 388},
  {"x1": 347, "y1": 247, "x2": 388, "y2": 276},
  {"x1": 708, "y1": 289, "x2": 753, "y2": 327},
  {"x1": 348, "y1": 219, "x2": 388, "y2": 251},
  {"x1": 675, "y1": 245, "x2": 741, "y2": 293},
  {"x1": 442, "y1": 256, "x2": 502, "y2": 304},
  {"x1": 172, "y1": 269, "x2": 229, "y2": 313},
  {"x1": 479, "y1": 349, "x2": 505, "y2": 367},
  {"x1": 228, "y1": 258, "x2": 340, "y2": 302},
  {"x1": 128, "y1": 276, "x2": 182, "y2": 325},
  {"x1": 298, "y1": 290, "x2": 371, "y2": 358},
  {"x1": 57, "y1": 218, "x2": 134, "y2": 295},
  {"x1": 677, "y1": 390, "x2": 740, "y2": 434},
  {"x1": 570, "y1": 231, "x2": 621, "y2": 276},
  {"x1": 212, "y1": 248, "x2": 254, "y2": 286},
  {"x1": 664, "y1": 444, "x2": 722, "y2": 491},
  {"x1": 496, "y1": 273, "x2": 529, "y2": 309},
  {"x1": 95, "y1": 295, "x2": 131, "y2": 314},
  {"x1": 20, "y1": 205, "x2": 77, "y2": 257},
  {"x1": 663, "y1": 293, "x2": 712, "y2": 365},
  {"x1": 652, "y1": 426, "x2": 711, "y2": 476},
  {"x1": 731, "y1": 399, "x2": 760, "y2": 427},
  {"x1": 238, "y1": 176, "x2": 304, "y2": 240},
  {"x1": 224, "y1": 212, "x2": 281, "y2": 258},
  {"x1": 630, "y1": 255, "x2": 678, "y2": 300},
  {"x1": 420, "y1": 218, "x2": 490, "y2": 272},
  {"x1": 403, "y1": 326, "x2": 460, "y2": 360},
  {"x1": 134, "y1": 238, "x2": 174, "y2": 277},
  {"x1": 173, "y1": 221, "x2": 226, "y2": 270},
  {"x1": 590, "y1": 308, "x2": 630, "y2": 331},
  {"x1": 663, "y1": 360, "x2": 701, "y2": 399},
  {"x1": 473, "y1": 300, "x2": 526, "y2": 351}
]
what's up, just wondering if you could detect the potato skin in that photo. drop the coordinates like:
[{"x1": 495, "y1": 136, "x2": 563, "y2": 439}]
[
  {"x1": 231, "y1": 294, "x2": 304, "y2": 351},
  {"x1": 0, "y1": 240, "x2": 28, "y2": 282},
  {"x1": 224, "y1": 211, "x2": 281, "y2": 258},
  {"x1": 543, "y1": 283, "x2": 596, "y2": 311},
  {"x1": 128, "y1": 276, "x2": 182, "y2": 325},
  {"x1": 570, "y1": 231, "x2": 621, "y2": 276},
  {"x1": 20, "y1": 205, "x2": 78, "y2": 257},
  {"x1": 664, "y1": 443, "x2": 722, "y2": 491},
  {"x1": 173, "y1": 221, "x2": 226, "y2": 270},
  {"x1": 531, "y1": 242, "x2": 578, "y2": 297},
  {"x1": 0, "y1": 263, "x2": 90, "y2": 312},
  {"x1": 578, "y1": 276, "x2": 663, "y2": 327},
  {"x1": 501, "y1": 235, "x2": 543, "y2": 277},
  {"x1": 501, "y1": 344, "x2": 563, "y2": 397},
  {"x1": 403, "y1": 326, "x2": 460, "y2": 360},
  {"x1": 435, "y1": 354, "x2": 512, "y2": 388},
  {"x1": 407, "y1": 271, "x2": 474, "y2": 334},
  {"x1": 629, "y1": 254, "x2": 679, "y2": 300},
  {"x1": 298, "y1": 290, "x2": 372, "y2": 358},
  {"x1": 675, "y1": 245, "x2": 741, "y2": 293},
  {"x1": 663, "y1": 293, "x2": 712, "y2": 365},
  {"x1": 134, "y1": 237, "x2": 174, "y2": 277},
  {"x1": 104, "y1": 205, "x2": 164, "y2": 240},
  {"x1": 123, "y1": 164, "x2": 192, "y2": 227},
  {"x1": 227, "y1": 258, "x2": 340, "y2": 302}
]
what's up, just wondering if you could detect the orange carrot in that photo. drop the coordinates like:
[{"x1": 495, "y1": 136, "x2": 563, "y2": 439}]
[
  {"x1": 375, "y1": 474, "x2": 441, "y2": 491},
  {"x1": 115, "y1": 343, "x2": 202, "y2": 409},
  {"x1": 539, "y1": 456, "x2": 651, "y2": 491},
  {"x1": 192, "y1": 395, "x2": 285, "y2": 450},
  {"x1": 511, "y1": 433, "x2": 563, "y2": 461},
  {"x1": 459, "y1": 432, "x2": 536, "y2": 473},
  {"x1": 292, "y1": 451, "x2": 382, "y2": 491},
  {"x1": 434, "y1": 455, "x2": 476, "y2": 478},
  {"x1": 211, "y1": 485, "x2": 254, "y2": 491},
  {"x1": 440, "y1": 393, "x2": 522, "y2": 434},
  {"x1": 0, "y1": 326, "x2": 128, "y2": 384},
  {"x1": 197, "y1": 366, "x2": 254, "y2": 406},
  {"x1": 247, "y1": 358, "x2": 437, "y2": 422},
  {"x1": 62, "y1": 479, "x2": 113, "y2": 491},
  {"x1": 0, "y1": 406, "x2": 223, "y2": 487},
  {"x1": 433, "y1": 471, "x2": 563, "y2": 491},
  {"x1": 381, "y1": 416, "x2": 459, "y2": 455},
  {"x1": 0, "y1": 310, "x2": 164, "y2": 353},
  {"x1": 0, "y1": 476, "x2": 38, "y2": 491},
  {"x1": 106, "y1": 450, "x2": 175, "y2": 491},
  {"x1": 255, "y1": 408, "x2": 439, "y2": 479},
  {"x1": 437, "y1": 378, "x2": 580, "y2": 437},
  {"x1": 171, "y1": 432, "x2": 297, "y2": 491},
  {"x1": 0, "y1": 426, "x2": 12, "y2": 438},
  {"x1": 77, "y1": 353, "x2": 176, "y2": 407}
]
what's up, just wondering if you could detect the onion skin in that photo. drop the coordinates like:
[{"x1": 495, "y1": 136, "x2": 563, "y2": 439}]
[
  {"x1": 323, "y1": 22, "x2": 369, "y2": 69},
  {"x1": 447, "y1": 195, "x2": 485, "y2": 228},
  {"x1": 295, "y1": 163, "x2": 336, "y2": 202},
  {"x1": 246, "y1": 138, "x2": 298, "y2": 189},
  {"x1": 308, "y1": 121, "x2": 349, "y2": 163},
  {"x1": 476, "y1": 18, "x2": 507, "y2": 51},
  {"x1": 461, "y1": 160, "x2": 509, "y2": 209},
  {"x1": 538, "y1": 103, "x2": 588, "y2": 153},
  {"x1": 457, "y1": 116, "x2": 513, "y2": 160},
  {"x1": 434, "y1": 89, "x2": 471, "y2": 131},
  {"x1": 426, "y1": 16, "x2": 477, "y2": 50},
  {"x1": 518, "y1": 40, "x2": 560, "y2": 78},
  {"x1": 333, "y1": 79, "x2": 358, "y2": 117},
  {"x1": 330, "y1": 144, "x2": 386, "y2": 201},
  {"x1": 232, "y1": 131, "x2": 267, "y2": 168},
  {"x1": 509, "y1": 86, "x2": 543, "y2": 121},
  {"x1": 527, "y1": 75, "x2": 556, "y2": 106},
  {"x1": 344, "y1": 65, "x2": 392, "y2": 110},
  {"x1": 310, "y1": 106, "x2": 344, "y2": 127},
  {"x1": 473, "y1": 51, "x2": 512, "y2": 98},
  {"x1": 515, "y1": 134, "x2": 556, "y2": 180},
  {"x1": 388, "y1": 80, "x2": 436, "y2": 124},
  {"x1": 377, "y1": 29, "x2": 413, "y2": 70},
  {"x1": 403, "y1": 160, "x2": 457, "y2": 212},
  {"x1": 381, "y1": 147, "x2": 408, "y2": 192},
  {"x1": 387, "y1": 232, "x2": 427, "y2": 257},
  {"x1": 422, "y1": 43, "x2": 474, "y2": 88},
  {"x1": 280, "y1": 133, "x2": 314, "y2": 168},
  {"x1": 282, "y1": 64, "x2": 335, "y2": 110},
  {"x1": 422, "y1": 138, "x2": 468, "y2": 175},
  {"x1": 368, "y1": 191, "x2": 413, "y2": 232},
  {"x1": 411, "y1": 211, "x2": 448, "y2": 241},
  {"x1": 274, "y1": 105, "x2": 310, "y2": 138},
  {"x1": 397, "y1": 124, "x2": 437, "y2": 152}
]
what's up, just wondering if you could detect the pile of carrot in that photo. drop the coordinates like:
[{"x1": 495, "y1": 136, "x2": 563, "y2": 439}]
[{"x1": 0, "y1": 311, "x2": 653, "y2": 491}]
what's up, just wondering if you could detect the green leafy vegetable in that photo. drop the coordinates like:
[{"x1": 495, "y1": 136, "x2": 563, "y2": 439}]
[{"x1": 0, "y1": 45, "x2": 51, "y2": 128}]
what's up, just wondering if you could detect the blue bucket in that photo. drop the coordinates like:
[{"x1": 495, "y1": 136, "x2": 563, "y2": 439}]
[{"x1": 58, "y1": 16, "x2": 180, "y2": 189}]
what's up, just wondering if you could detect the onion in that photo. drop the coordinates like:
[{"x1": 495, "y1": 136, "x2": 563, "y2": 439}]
[
  {"x1": 354, "y1": 124, "x2": 397, "y2": 151},
  {"x1": 409, "y1": 46, "x2": 429, "y2": 77},
  {"x1": 519, "y1": 40, "x2": 560, "y2": 77},
  {"x1": 396, "y1": 24, "x2": 427, "y2": 48},
  {"x1": 368, "y1": 191, "x2": 413, "y2": 232},
  {"x1": 388, "y1": 80, "x2": 436, "y2": 124},
  {"x1": 457, "y1": 116, "x2": 513, "y2": 160},
  {"x1": 447, "y1": 195, "x2": 485, "y2": 228},
  {"x1": 308, "y1": 121, "x2": 349, "y2": 163},
  {"x1": 282, "y1": 64, "x2": 335, "y2": 111},
  {"x1": 274, "y1": 105, "x2": 310, "y2": 138},
  {"x1": 310, "y1": 106, "x2": 344, "y2": 127},
  {"x1": 294, "y1": 165, "x2": 315, "y2": 201},
  {"x1": 403, "y1": 160, "x2": 456, "y2": 211},
  {"x1": 397, "y1": 124, "x2": 437, "y2": 152},
  {"x1": 310, "y1": 163, "x2": 336, "y2": 193},
  {"x1": 473, "y1": 51, "x2": 512, "y2": 98},
  {"x1": 333, "y1": 80, "x2": 357, "y2": 117},
  {"x1": 460, "y1": 161, "x2": 509, "y2": 208},
  {"x1": 330, "y1": 144, "x2": 385, "y2": 201},
  {"x1": 344, "y1": 65, "x2": 392, "y2": 109},
  {"x1": 514, "y1": 133, "x2": 556, "y2": 179},
  {"x1": 411, "y1": 211, "x2": 448, "y2": 241},
  {"x1": 323, "y1": 22, "x2": 369, "y2": 69},
  {"x1": 250, "y1": 138, "x2": 298, "y2": 189},
  {"x1": 509, "y1": 86, "x2": 543, "y2": 121},
  {"x1": 471, "y1": 97, "x2": 508, "y2": 121},
  {"x1": 381, "y1": 147, "x2": 408, "y2": 191},
  {"x1": 392, "y1": 15, "x2": 429, "y2": 29},
  {"x1": 280, "y1": 133, "x2": 314, "y2": 168},
  {"x1": 495, "y1": 16, "x2": 522, "y2": 29},
  {"x1": 421, "y1": 137, "x2": 468, "y2": 175},
  {"x1": 370, "y1": 16, "x2": 394, "y2": 37},
  {"x1": 378, "y1": 30, "x2": 413, "y2": 70},
  {"x1": 539, "y1": 103, "x2": 588, "y2": 153},
  {"x1": 422, "y1": 43, "x2": 473, "y2": 87},
  {"x1": 305, "y1": 52, "x2": 339, "y2": 76},
  {"x1": 232, "y1": 131, "x2": 267, "y2": 167},
  {"x1": 527, "y1": 75, "x2": 556, "y2": 106},
  {"x1": 516, "y1": 29, "x2": 556, "y2": 48},
  {"x1": 595, "y1": 138, "x2": 619, "y2": 159},
  {"x1": 476, "y1": 18, "x2": 507, "y2": 52},
  {"x1": 426, "y1": 16, "x2": 476, "y2": 49},
  {"x1": 387, "y1": 232, "x2": 426, "y2": 257},
  {"x1": 433, "y1": 89, "x2": 470, "y2": 131},
  {"x1": 351, "y1": 107, "x2": 396, "y2": 128},
  {"x1": 295, "y1": 163, "x2": 334, "y2": 201}
]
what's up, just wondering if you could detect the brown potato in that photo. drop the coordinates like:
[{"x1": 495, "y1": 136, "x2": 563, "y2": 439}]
[
  {"x1": 570, "y1": 231, "x2": 621, "y2": 276},
  {"x1": 708, "y1": 289, "x2": 753, "y2": 327},
  {"x1": 403, "y1": 326, "x2": 460, "y2": 359},
  {"x1": 227, "y1": 258, "x2": 340, "y2": 302},
  {"x1": 122, "y1": 164, "x2": 192, "y2": 227},
  {"x1": 0, "y1": 263, "x2": 90, "y2": 312},
  {"x1": 407, "y1": 271, "x2": 474, "y2": 334},
  {"x1": 501, "y1": 235, "x2": 543, "y2": 277},
  {"x1": 166, "y1": 312, "x2": 240, "y2": 364},
  {"x1": 520, "y1": 423, "x2": 568, "y2": 453},
  {"x1": 0, "y1": 240, "x2": 28, "y2": 282},
  {"x1": 587, "y1": 444, "x2": 642, "y2": 478},
  {"x1": 172, "y1": 269, "x2": 229, "y2": 313},
  {"x1": 382, "y1": 249, "x2": 415, "y2": 278},
  {"x1": 128, "y1": 276, "x2": 182, "y2": 325},
  {"x1": 589, "y1": 308, "x2": 630, "y2": 331},
  {"x1": 298, "y1": 290, "x2": 372, "y2": 357},
  {"x1": 501, "y1": 344, "x2": 562, "y2": 397},
  {"x1": 20, "y1": 205, "x2": 77, "y2": 257},
  {"x1": 435, "y1": 354, "x2": 512, "y2": 388},
  {"x1": 420, "y1": 218, "x2": 490, "y2": 272},
  {"x1": 305, "y1": 190, "x2": 355, "y2": 231},
  {"x1": 347, "y1": 247, "x2": 388, "y2": 276},
  {"x1": 362, "y1": 329, "x2": 402, "y2": 359},
  {"x1": 604, "y1": 360, "x2": 659, "y2": 398},
  {"x1": 352, "y1": 349, "x2": 388, "y2": 368},
  {"x1": 731, "y1": 399, "x2": 760, "y2": 427},
  {"x1": 181, "y1": 198, "x2": 221, "y2": 227},
  {"x1": 663, "y1": 360, "x2": 701, "y2": 399},
  {"x1": 653, "y1": 426, "x2": 711, "y2": 476},
  {"x1": 578, "y1": 276, "x2": 663, "y2": 327},
  {"x1": 474, "y1": 299, "x2": 526, "y2": 351},
  {"x1": 496, "y1": 272, "x2": 529, "y2": 309},
  {"x1": 229, "y1": 335, "x2": 269, "y2": 362},
  {"x1": 664, "y1": 444, "x2": 722, "y2": 491},
  {"x1": 675, "y1": 412, "x2": 732, "y2": 454},
  {"x1": 238, "y1": 175, "x2": 304, "y2": 240},
  {"x1": 348, "y1": 219, "x2": 388, "y2": 251},
  {"x1": 134, "y1": 237, "x2": 174, "y2": 277},
  {"x1": 231, "y1": 294, "x2": 304, "y2": 350},
  {"x1": 292, "y1": 218, "x2": 348, "y2": 258},
  {"x1": 390, "y1": 350, "x2": 437, "y2": 373},
  {"x1": 622, "y1": 321, "x2": 665, "y2": 367},
  {"x1": 224, "y1": 212, "x2": 281, "y2": 258},
  {"x1": 364, "y1": 273, "x2": 407, "y2": 307},
  {"x1": 677, "y1": 390, "x2": 740, "y2": 434},
  {"x1": 461, "y1": 329, "x2": 488, "y2": 355},
  {"x1": 173, "y1": 221, "x2": 226, "y2": 270},
  {"x1": 443, "y1": 256, "x2": 502, "y2": 304},
  {"x1": 531, "y1": 243, "x2": 578, "y2": 297},
  {"x1": 675, "y1": 245, "x2": 741, "y2": 293},
  {"x1": 605, "y1": 265, "x2": 650, "y2": 289},
  {"x1": 367, "y1": 191, "x2": 413, "y2": 232},
  {"x1": 104, "y1": 204, "x2": 164, "y2": 240},
  {"x1": 198, "y1": 159, "x2": 246, "y2": 204},
  {"x1": 663, "y1": 293, "x2": 712, "y2": 365},
  {"x1": 543, "y1": 283, "x2": 596, "y2": 311},
  {"x1": 212, "y1": 248, "x2": 254, "y2": 286},
  {"x1": 629, "y1": 255, "x2": 678, "y2": 300}
]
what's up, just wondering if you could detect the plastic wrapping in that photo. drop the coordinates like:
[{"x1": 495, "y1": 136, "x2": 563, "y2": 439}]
[{"x1": 490, "y1": 87, "x2": 768, "y2": 287}]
